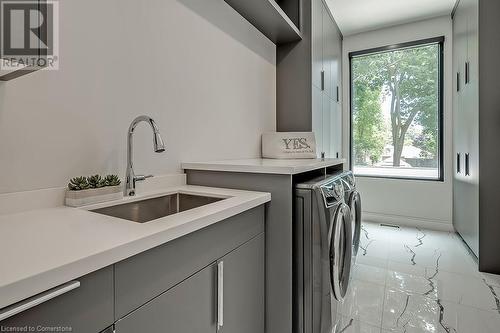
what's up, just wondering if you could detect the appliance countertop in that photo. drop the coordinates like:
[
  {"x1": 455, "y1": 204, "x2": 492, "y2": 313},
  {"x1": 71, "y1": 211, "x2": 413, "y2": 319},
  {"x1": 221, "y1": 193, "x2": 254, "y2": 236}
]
[{"x1": 182, "y1": 158, "x2": 345, "y2": 175}]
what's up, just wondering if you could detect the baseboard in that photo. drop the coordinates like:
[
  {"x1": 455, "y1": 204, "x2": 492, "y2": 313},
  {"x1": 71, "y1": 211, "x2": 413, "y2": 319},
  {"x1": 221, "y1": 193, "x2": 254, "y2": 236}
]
[{"x1": 362, "y1": 211, "x2": 455, "y2": 232}]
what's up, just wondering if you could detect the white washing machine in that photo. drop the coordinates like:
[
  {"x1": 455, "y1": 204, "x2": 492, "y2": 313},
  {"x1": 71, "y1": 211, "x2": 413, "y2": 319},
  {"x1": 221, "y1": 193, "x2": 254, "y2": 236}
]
[{"x1": 294, "y1": 174, "x2": 353, "y2": 333}]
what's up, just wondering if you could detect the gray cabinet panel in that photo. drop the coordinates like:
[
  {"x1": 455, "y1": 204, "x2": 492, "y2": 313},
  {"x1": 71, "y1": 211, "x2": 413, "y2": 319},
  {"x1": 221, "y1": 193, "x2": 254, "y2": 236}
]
[
  {"x1": 100, "y1": 326, "x2": 114, "y2": 333},
  {"x1": 186, "y1": 170, "x2": 293, "y2": 333},
  {"x1": 115, "y1": 264, "x2": 217, "y2": 333},
  {"x1": 115, "y1": 206, "x2": 264, "y2": 319},
  {"x1": 312, "y1": 85, "x2": 323, "y2": 156},
  {"x1": 453, "y1": 0, "x2": 480, "y2": 257},
  {"x1": 331, "y1": 98, "x2": 342, "y2": 158},
  {"x1": 0, "y1": 267, "x2": 114, "y2": 333},
  {"x1": 277, "y1": 0, "x2": 342, "y2": 159},
  {"x1": 477, "y1": 0, "x2": 500, "y2": 272},
  {"x1": 322, "y1": 93, "x2": 332, "y2": 157},
  {"x1": 322, "y1": 3, "x2": 335, "y2": 98},
  {"x1": 220, "y1": 234, "x2": 265, "y2": 333},
  {"x1": 311, "y1": 0, "x2": 323, "y2": 89}
]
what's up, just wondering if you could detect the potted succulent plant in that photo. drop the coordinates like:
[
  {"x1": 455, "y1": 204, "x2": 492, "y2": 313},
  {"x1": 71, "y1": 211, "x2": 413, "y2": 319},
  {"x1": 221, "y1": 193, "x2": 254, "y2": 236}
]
[{"x1": 65, "y1": 174, "x2": 123, "y2": 207}]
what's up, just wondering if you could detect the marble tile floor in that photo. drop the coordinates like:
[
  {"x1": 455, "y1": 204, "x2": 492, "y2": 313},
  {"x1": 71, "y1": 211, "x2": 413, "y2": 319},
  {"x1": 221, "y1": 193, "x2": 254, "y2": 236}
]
[{"x1": 335, "y1": 222, "x2": 500, "y2": 333}]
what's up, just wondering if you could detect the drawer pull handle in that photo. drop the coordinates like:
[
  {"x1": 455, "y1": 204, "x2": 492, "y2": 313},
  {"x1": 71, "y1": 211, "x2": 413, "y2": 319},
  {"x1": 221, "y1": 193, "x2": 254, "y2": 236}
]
[
  {"x1": 0, "y1": 281, "x2": 80, "y2": 321},
  {"x1": 217, "y1": 261, "x2": 224, "y2": 330},
  {"x1": 465, "y1": 153, "x2": 470, "y2": 176}
]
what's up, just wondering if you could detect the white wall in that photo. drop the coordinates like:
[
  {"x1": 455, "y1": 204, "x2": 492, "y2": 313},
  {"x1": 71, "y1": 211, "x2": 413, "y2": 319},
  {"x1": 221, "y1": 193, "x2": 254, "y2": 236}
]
[
  {"x1": 342, "y1": 16, "x2": 454, "y2": 230},
  {"x1": 0, "y1": 0, "x2": 276, "y2": 194}
]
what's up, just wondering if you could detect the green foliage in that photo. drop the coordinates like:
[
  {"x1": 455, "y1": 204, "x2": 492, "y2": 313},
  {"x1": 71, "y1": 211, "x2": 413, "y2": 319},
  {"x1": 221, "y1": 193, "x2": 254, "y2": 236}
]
[
  {"x1": 104, "y1": 174, "x2": 121, "y2": 187},
  {"x1": 352, "y1": 84, "x2": 385, "y2": 165},
  {"x1": 352, "y1": 44, "x2": 439, "y2": 166},
  {"x1": 68, "y1": 176, "x2": 90, "y2": 191},
  {"x1": 68, "y1": 174, "x2": 121, "y2": 191},
  {"x1": 88, "y1": 175, "x2": 104, "y2": 188}
]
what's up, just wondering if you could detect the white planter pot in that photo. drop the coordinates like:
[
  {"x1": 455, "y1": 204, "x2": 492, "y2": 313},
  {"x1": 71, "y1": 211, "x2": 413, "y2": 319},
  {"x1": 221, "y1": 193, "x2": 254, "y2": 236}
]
[{"x1": 65, "y1": 185, "x2": 123, "y2": 207}]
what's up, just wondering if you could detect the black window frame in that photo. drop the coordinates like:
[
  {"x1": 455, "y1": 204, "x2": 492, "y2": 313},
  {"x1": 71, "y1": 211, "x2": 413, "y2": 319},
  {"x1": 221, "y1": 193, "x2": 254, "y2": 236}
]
[{"x1": 349, "y1": 36, "x2": 445, "y2": 182}]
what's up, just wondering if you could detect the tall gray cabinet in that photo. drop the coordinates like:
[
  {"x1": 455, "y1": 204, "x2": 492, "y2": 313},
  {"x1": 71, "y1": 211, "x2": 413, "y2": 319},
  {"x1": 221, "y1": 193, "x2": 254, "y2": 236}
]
[
  {"x1": 452, "y1": 0, "x2": 500, "y2": 273},
  {"x1": 277, "y1": 0, "x2": 342, "y2": 158}
]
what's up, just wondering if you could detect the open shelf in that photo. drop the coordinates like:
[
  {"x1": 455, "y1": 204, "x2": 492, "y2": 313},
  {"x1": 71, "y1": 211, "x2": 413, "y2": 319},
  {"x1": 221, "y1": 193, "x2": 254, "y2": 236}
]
[{"x1": 224, "y1": 0, "x2": 302, "y2": 44}]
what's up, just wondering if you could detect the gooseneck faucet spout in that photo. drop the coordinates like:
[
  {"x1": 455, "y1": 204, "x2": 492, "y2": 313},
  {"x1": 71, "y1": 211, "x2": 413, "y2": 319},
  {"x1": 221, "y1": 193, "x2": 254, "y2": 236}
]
[{"x1": 126, "y1": 115, "x2": 165, "y2": 196}]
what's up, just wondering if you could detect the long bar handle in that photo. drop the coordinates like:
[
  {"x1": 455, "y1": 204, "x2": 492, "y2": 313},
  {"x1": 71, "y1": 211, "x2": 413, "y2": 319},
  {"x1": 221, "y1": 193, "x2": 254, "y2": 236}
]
[
  {"x1": 457, "y1": 153, "x2": 461, "y2": 174},
  {"x1": 465, "y1": 61, "x2": 470, "y2": 84},
  {"x1": 321, "y1": 71, "x2": 325, "y2": 91},
  {"x1": 465, "y1": 153, "x2": 470, "y2": 176},
  {"x1": 0, "y1": 281, "x2": 80, "y2": 321},
  {"x1": 217, "y1": 261, "x2": 224, "y2": 331}
]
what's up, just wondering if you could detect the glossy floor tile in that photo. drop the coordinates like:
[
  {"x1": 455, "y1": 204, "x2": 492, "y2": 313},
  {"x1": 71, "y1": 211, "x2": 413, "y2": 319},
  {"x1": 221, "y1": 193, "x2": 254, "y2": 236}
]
[{"x1": 335, "y1": 222, "x2": 500, "y2": 333}]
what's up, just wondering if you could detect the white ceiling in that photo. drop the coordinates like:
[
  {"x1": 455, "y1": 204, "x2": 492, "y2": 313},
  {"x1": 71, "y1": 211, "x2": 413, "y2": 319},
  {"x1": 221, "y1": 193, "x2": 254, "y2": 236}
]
[{"x1": 325, "y1": 0, "x2": 456, "y2": 36}]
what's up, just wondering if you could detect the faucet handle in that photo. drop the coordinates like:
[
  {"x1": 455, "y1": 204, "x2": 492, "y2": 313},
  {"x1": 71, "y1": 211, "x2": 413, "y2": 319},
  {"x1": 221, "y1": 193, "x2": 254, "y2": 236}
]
[{"x1": 135, "y1": 174, "x2": 154, "y2": 182}]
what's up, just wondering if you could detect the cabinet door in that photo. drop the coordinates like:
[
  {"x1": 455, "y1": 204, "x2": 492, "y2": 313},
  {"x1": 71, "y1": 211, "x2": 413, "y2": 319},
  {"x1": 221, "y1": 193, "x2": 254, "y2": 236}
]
[
  {"x1": 312, "y1": 85, "x2": 324, "y2": 157},
  {"x1": 322, "y1": 93, "x2": 332, "y2": 157},
  {"x1": 312, "y1": 0, "x2": 323, "y2": 89},
  {"x1": 322, "y1": 4, "x2": 335, "y2": 98},
  {"x1": 331, "y1": 98, "x2": 342, "y2": 158},
  {"x1": 453, "y1": 0, "x2": 479, "y2": 257},
  {"x1": 115, "y1": 264, "x2": 217, "y2": 333},
  {"x1": 219, "y1": 234, "x2": 265, "y2": 333}
]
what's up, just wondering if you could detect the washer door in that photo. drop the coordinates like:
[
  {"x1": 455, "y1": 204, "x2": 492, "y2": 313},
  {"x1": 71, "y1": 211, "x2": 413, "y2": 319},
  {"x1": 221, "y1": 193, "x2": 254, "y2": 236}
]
[
  {"x1": 349, "y1": 191, "x2": 362, "y2": 259},
  {"x1": 328, "y1": 203, "x2": 353, "y2": 301}
]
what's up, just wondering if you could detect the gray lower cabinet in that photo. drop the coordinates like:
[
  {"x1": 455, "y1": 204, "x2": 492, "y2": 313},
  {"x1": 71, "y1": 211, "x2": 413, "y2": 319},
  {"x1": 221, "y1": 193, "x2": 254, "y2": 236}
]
[
  {"x1": 115, "y1": 264, "x2": 217, "y2": 333},
  {"x1": 0, "y1": 267, "x2": 114, "y2": 333},
  {"x1": 219, "y1": 233, "x2": 265, "y2": 333},
  {"x1": 115, "y1": 233, "x2": 265, "y2": 333},
  {"x1": 114, "y1": 206, "x2": 264, "y2": 319},
  {"x1": 0, "y1": 205, "x2": 265, "y2": 332}
]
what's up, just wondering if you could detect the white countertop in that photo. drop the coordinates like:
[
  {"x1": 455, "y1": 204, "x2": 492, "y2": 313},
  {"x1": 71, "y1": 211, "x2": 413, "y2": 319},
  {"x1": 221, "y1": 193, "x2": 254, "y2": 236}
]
[
  {"x1": 0, "y1": 185, "x2": 270, "y2": 309},
  {"x1": 182, "y1": 158, "x2": 345, "y2": 175}
]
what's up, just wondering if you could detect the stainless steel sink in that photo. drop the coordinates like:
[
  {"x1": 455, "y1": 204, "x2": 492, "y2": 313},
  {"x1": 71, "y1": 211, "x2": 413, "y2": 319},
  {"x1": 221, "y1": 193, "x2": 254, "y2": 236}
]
[{"x1": 91, "y1": 193, "x2": 224, "y2": 223}]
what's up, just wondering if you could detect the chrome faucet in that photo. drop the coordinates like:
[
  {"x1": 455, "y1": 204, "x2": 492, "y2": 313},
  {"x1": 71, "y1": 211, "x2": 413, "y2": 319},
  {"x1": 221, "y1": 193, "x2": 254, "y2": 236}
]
[{"x1": 125, "y1": 115, "x2": 165, "y2": 196}]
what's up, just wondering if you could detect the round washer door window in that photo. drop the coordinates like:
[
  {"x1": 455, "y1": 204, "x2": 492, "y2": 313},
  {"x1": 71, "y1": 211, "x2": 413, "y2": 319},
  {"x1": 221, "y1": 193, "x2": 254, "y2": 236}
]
[{"x1": 328, "y1": 203, "x2": 353, "y2": 301}]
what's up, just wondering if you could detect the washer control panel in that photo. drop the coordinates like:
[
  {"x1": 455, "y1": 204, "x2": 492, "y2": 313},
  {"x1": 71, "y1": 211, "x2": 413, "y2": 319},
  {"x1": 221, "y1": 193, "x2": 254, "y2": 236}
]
[{"x1": 320, "y1": 179, "x2": 344, "y2": 206}]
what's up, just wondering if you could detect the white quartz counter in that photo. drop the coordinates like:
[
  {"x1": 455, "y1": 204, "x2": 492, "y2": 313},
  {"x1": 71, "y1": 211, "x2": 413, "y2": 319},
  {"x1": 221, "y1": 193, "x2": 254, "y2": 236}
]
[
  {"x1": 182, "y1": 158, "x2": 345, "y2": 175},
  {"x1": 0, "y1": 185, "x2": 270, "y2": 309}
]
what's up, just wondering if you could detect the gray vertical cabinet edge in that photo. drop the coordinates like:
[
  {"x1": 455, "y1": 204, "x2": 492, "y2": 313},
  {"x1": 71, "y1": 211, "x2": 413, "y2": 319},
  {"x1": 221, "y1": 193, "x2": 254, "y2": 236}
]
[
  {"x1": 186, "y1": 169, "x2": 293, "y2": 333},
  {"x1": 478, "y1": 0, "x2": 500, "y2": 273},
  {"x1": 220, "y1": 233, "x2": 265, "y2": 333}
]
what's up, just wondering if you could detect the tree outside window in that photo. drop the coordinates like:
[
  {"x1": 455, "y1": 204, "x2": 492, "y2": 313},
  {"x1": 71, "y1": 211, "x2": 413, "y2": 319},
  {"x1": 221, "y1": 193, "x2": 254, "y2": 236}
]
[{"x1": 350, "y1": 40, "x2": 442, "y2": 180}]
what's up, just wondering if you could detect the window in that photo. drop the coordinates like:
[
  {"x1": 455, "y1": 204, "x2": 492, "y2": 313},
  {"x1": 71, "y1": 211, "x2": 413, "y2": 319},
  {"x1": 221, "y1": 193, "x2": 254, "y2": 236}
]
[{"x1": 349, "y1": 37, "x2": 444, "y2": 181}]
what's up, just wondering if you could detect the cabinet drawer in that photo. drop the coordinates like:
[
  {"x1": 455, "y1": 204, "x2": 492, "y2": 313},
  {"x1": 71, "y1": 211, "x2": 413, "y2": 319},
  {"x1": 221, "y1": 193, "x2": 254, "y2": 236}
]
[
  {"x1": 114, "y1": 205, "x2": 265, "y2": 319},
  {"x1": 0, "y1": 267, "x2": 114, "y2": 333},
  {"x1": 115, "y1": 263, "x2": 217, "y2": 333}
]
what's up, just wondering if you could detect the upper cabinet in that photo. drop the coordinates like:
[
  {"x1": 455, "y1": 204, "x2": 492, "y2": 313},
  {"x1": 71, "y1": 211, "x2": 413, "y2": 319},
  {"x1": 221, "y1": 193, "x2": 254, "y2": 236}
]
[
  {"x1": 277, "y1": 0, "x2": 343, "y2": 158},
  {"x1": 224, "y1": 0, "x2": 302, "y2": 44}
]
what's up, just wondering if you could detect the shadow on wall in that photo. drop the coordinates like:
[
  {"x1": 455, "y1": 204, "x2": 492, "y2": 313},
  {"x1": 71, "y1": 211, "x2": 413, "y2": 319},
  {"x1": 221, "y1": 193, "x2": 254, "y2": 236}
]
[{"x1": 178, "y1": 0, "x2": 275, "y2": 64}]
